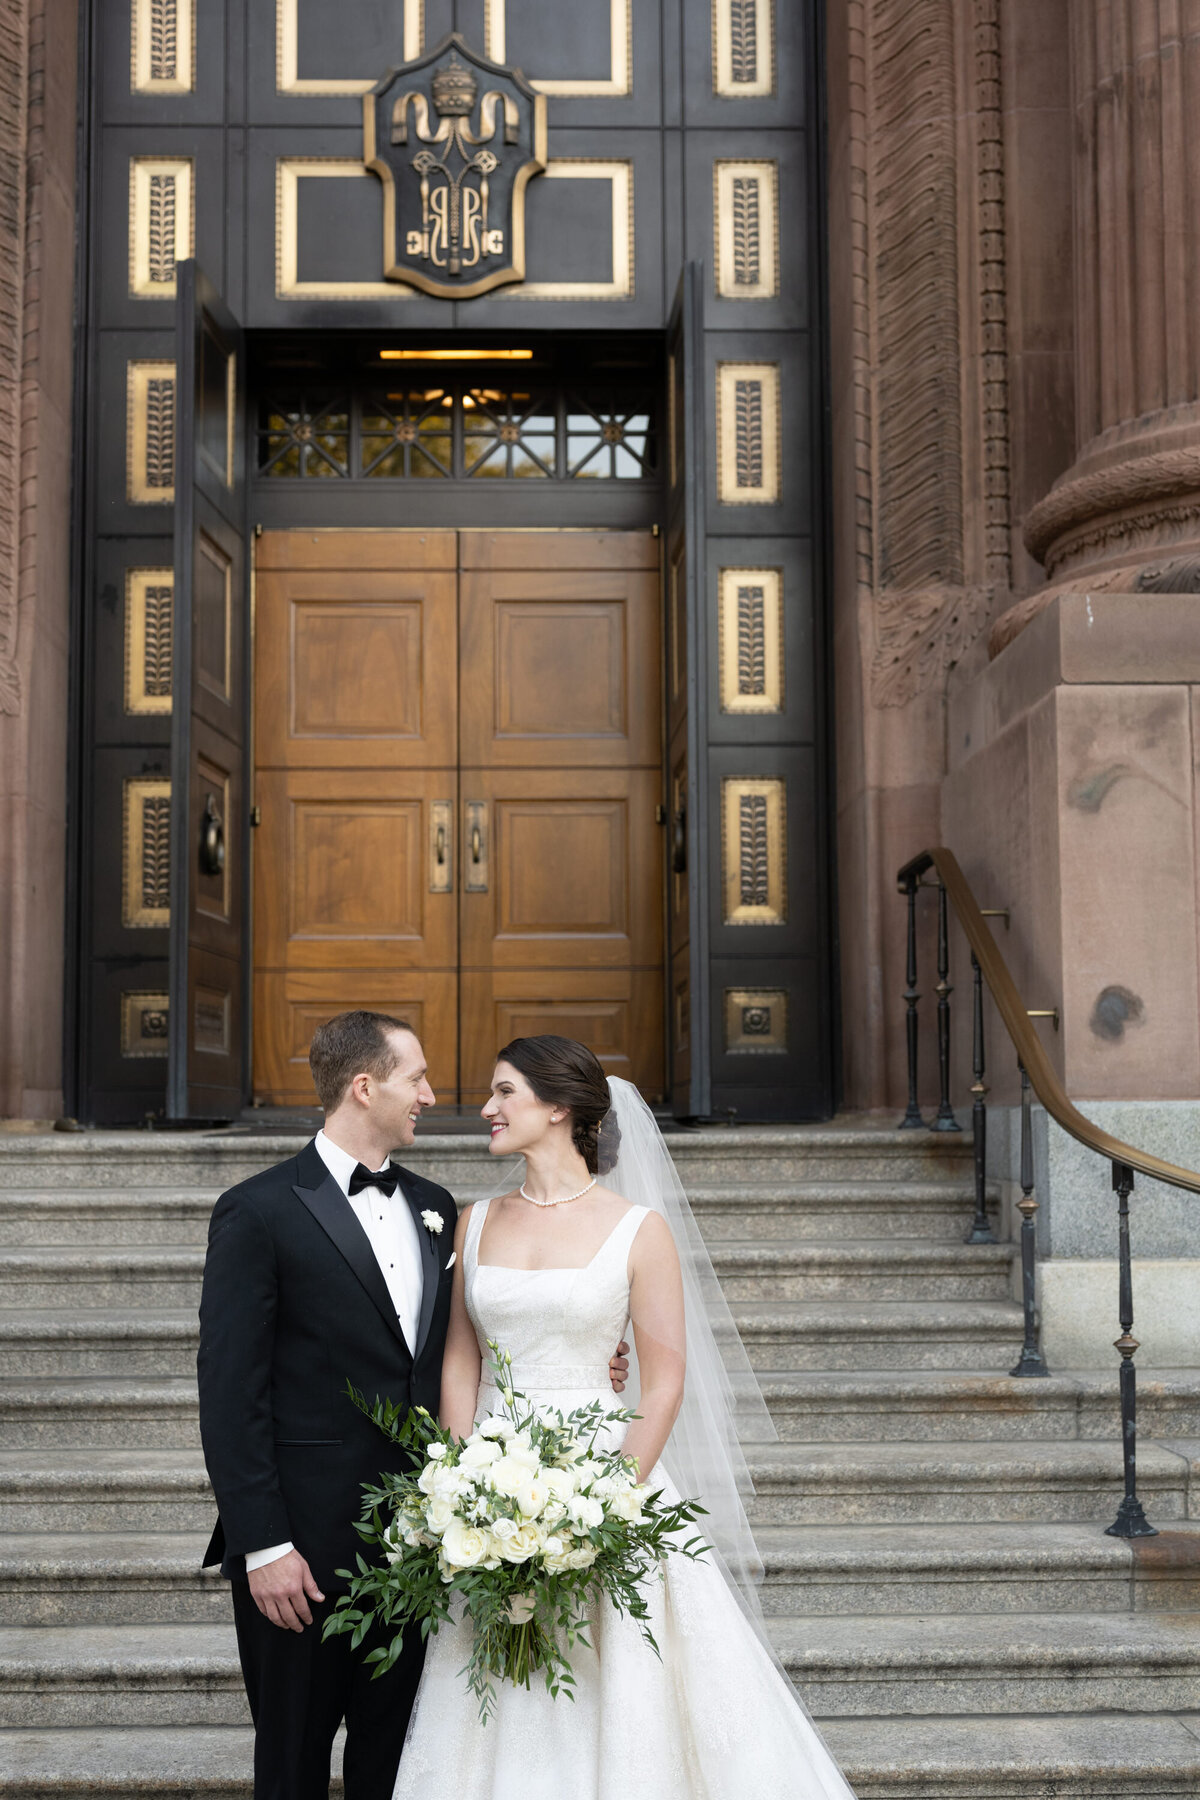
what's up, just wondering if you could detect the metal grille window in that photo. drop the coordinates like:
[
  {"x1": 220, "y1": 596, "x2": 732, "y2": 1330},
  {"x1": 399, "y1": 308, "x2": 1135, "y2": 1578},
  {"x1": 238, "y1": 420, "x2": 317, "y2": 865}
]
[
  {"x1": 256, "y1": 383, "x2": 657, "y2": 481},
  {"x1": 258, "y1": 397, "x2": 351, "y2": 477}
]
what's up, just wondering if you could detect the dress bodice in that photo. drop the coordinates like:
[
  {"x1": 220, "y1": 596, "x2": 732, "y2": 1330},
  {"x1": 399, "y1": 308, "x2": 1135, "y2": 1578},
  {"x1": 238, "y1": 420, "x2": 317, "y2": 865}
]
[{"x1": 464, "y1": 1198, "x2": 648, "y2": 1400}]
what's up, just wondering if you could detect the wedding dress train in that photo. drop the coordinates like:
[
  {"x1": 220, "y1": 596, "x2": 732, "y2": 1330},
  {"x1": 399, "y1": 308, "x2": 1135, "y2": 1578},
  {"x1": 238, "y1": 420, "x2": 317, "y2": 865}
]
[{"x1": 391, "y1": 1199, "x2": 856, "y2": 1800}]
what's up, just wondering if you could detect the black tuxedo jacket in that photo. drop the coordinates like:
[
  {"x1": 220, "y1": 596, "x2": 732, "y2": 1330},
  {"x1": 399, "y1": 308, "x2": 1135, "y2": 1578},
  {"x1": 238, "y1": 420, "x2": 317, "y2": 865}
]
[{"x1": 196, "y1": 1138, "x2": 457, "y2": 1589}]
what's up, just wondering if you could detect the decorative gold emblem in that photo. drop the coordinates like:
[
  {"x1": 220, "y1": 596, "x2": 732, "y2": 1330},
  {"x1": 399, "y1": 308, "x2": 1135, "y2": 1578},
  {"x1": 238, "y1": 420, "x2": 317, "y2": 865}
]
[{"x1": 364, "y1": 32, "x2": 546, "y2": 299}]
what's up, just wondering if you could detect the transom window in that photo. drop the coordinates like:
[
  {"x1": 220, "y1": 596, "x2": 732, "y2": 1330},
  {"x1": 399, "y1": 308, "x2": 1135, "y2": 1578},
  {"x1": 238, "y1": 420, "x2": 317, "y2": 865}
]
[{"x1": 257, "y1": 381, "x2": 658, "y2": 482}]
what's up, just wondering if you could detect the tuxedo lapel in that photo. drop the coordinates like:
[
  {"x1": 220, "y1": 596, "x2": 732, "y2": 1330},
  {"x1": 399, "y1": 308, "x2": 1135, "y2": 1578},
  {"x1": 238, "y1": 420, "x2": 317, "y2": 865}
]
[
  {"x1": 400, "y1": 1174, "x2": 441, "y2": 1358},
  {"x1": 292, "y1": 1147, "x2": 410, "y2": 1356}
]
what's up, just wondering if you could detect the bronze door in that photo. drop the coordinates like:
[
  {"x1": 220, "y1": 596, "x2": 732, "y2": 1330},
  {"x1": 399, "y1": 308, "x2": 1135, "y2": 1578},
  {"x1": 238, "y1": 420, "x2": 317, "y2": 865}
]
[{"x1": 251, "y1": 529, "x2": 664, "y2": 1106}]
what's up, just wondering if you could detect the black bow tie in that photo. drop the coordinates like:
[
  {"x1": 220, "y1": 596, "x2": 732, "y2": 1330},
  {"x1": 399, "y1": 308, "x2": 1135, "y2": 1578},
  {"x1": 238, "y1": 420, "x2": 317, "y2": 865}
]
[{"x1": 348, "y1": 1162, "x2": 401, "y2": 1197}]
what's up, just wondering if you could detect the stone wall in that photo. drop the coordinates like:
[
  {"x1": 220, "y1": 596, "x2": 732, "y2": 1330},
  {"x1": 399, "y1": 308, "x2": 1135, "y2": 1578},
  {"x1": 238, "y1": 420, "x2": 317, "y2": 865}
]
[{"x1": 0, "y1": 0, "x2": 77, "y2": 1118}]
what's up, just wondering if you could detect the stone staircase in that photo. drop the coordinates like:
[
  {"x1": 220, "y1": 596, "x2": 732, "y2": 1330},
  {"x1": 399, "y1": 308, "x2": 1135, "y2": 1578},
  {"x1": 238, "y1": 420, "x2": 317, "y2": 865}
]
[{"x1": 0, "y1": 1124, "x2": 1198, "y2": 1797}]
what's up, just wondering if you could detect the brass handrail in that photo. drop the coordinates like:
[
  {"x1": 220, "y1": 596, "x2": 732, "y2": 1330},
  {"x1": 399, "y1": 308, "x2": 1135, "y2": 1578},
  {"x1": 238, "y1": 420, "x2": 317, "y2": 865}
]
[{"x1": 900, "y1": 847, "x2": 1200, "y2": 1195}]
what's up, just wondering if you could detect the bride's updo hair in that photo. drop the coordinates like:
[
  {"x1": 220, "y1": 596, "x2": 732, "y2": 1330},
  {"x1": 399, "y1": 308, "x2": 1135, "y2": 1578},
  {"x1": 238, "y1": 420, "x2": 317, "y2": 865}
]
[{"x1": 495, "y1": 1035, "x2": 620, "y2": 1175}]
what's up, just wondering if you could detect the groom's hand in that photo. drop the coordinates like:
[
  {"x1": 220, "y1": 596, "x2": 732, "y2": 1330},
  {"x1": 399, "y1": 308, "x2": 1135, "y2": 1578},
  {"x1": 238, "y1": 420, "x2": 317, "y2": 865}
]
[
  {"x1": 247, "y1": 1549, "x2": 325, "y2": 1632},
  {"x1": 609, "y1": 1340, "x2": 630, "y2": 1394}
]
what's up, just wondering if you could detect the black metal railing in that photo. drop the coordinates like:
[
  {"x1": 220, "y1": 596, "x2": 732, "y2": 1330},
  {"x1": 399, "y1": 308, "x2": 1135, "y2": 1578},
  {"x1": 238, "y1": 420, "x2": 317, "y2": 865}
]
[{"x1": 897, "y1": 847, "x2": 1200, "y2": 1539}]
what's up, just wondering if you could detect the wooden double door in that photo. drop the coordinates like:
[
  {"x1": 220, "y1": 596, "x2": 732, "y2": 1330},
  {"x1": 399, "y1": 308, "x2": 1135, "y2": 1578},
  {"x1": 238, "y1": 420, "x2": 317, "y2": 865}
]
[{"x1": 252, "y1": 530, "x2": 664, "y2": 1107}]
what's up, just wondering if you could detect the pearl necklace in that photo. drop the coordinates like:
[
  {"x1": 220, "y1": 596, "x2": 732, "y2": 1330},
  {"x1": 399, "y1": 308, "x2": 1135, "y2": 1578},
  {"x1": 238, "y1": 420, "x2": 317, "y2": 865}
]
[{"x1": 519, "y1": 1176, "x2": 598, "y2": 1208}]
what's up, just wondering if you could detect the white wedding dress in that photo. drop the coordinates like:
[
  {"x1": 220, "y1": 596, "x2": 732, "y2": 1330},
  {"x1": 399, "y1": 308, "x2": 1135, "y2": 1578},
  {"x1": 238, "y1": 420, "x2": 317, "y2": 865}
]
[{"x1": 392, "y1": 1197, "x2": 856, "y2": 1800}]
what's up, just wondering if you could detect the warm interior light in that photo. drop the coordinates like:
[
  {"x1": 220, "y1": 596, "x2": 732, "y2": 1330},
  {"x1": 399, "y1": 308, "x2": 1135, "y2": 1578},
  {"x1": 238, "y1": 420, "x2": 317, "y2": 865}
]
[{"x1": 379, "y1": 348, "x2": 534, "y2": 362}]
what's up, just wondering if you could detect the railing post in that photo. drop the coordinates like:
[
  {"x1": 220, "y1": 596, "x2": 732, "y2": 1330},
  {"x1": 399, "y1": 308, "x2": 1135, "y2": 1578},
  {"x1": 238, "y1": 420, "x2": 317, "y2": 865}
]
[
  {"x1": 964, "y1": 950, "x2": 996, "y2": 1244},
  {"x1": 1010, "y1": 1063, "x2": 1049, "y2": 1376},
  {"x1": 930, "y1": 880, "x2": 962, "y2": 1132},
  {"x1": 1105, "y1": 1161, "x2": 1157, "y2": 1538},
  {"x1": 899, "y1": 872, "x2": 925, "y2": 1129}
]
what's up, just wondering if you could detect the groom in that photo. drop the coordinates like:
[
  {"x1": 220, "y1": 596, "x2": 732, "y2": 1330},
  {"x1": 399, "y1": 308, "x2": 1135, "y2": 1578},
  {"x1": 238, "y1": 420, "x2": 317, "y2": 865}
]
[{"x1": 197, "y1": 1010, "x2": 627, "y2": 1800}]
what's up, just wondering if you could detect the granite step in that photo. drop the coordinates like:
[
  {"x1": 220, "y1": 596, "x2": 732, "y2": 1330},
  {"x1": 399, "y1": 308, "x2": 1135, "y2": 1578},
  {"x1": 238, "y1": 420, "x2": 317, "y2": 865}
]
[
  {"x1": 824, "y1": 1714, "x2": 1200, "y2": 1798},
  {"x1": 0, "y1": 1536, "x2": 227, "y2": 1626},
  {"x1": 2, "y1": 1608, "x2": 1198, "y2": 1730},
  {"x1": 713, "y1": 1239, "x2": 1014, "y2": 1301},
  {"x1": 743, "y1": 1439, "x2": 1194, "y2": 1526},
  {"x1": 772, "y1": 1609, "x2": 1200, "y2": 1718},
  {"x1": 0, "y1": 1313, "x2": 198, "y2": 1378},
  {"x1": 754, "y1": 1521, "x2": 1200, "y2": 1616},
  {"x1": 0, "y1": 1379, "x2": 201, "y2": 1450},
  {"x1": 733, "y1": 1299, "x2": 1026, "y2": 1371},
  {"x1": 12, "y1": 1367, "x2": 1198, "y2": 1456},
  {"x1": 3, "y1": 1717, "x2": 1199, "y2": 1799},
  {"x1": 0, "y1": 1125, "x2": 974, "y2": 1194},
  {"x1": 756, "y1": 1368, "x2": 1200, "y2": 1442},
  {"x1": 0, "y1": 1453, "x2": 213, "y2": 1533},
  {"x1": 0, "y1": 1178, "x2": 990, "y2": 1248},
  {"x1": 0, "y1": 1249, "x2": 205, "y2": 1310}
]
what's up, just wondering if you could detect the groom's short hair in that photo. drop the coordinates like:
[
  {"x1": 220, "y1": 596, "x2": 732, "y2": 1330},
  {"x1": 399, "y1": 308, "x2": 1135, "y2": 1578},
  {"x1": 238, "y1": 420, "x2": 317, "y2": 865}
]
[{"x1": 309, "y1": 1010, "x2": 416, "y2": 1113}]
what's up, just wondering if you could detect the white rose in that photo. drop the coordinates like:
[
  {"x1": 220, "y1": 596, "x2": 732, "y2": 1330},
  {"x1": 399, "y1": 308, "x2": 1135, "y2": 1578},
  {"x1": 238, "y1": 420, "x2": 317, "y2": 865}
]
[
  {"x1": 591, "y1": 1475, "x2": 620, "y2": 1502},
  {"x1": 568, "y1": 1495, "x2": 605, "y2": 1531},
  {"x1": 441, "y1": 1518, "x2": 489, "y2": 1569},
  {"x1": 542, "y1": 1534, "x2": 565, "y2": 1557},
  {"x1": 496, "y1": 1522, "x2": 542, "y2": 1563},
  {"x1": 488, "y1": 1456, "x2": 529, "y2": 1498},
  {"x1": 567, "y1": 1543, "x2": 598, "y2": 1570},
  {"x1": 608, "y1": 1485, "x2": 646, "y2": 1524},
  {"x1": 424, "y1": 1495, "x2": 455, "y2": 1535},
  {"x1": 542, "y1": 1500, "x2": 567, "y2": 1528},
  {"x1": 427, "y1": 1441, "x2": 448, "y2": 1461},
  {"x1": 460, "y1": 1437, "x2": 500, "y2": 1471},
  {"x1": 541, "y1": 1468, "x2": 576, "y2": 1501},
  {"x1": 478, "y1": 1416, "x2": 515, "y2": 1440},
  {"x1": 490, "y1": 1515, "x2": 518, "y2": 1541},
  {"x1": 417, "y1": 1463, "x2": 438, "y2": 1495}
]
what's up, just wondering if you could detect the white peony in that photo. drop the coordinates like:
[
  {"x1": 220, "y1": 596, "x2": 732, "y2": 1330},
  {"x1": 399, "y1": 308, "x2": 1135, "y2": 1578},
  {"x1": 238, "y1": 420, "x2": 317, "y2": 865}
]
[
  {"x1": 540, "y1": 1467, "x2": 577, "y2": 1501},
  {"x1": 416, "y1": 1462, "x2": 438, "y2": 1495},
  {"x1": 542, "y1": 1500, "x2": 567, "y2": 1528},
  {"x1": 515, "y1": 1477, "x2": 549, "y2": 1519},
  {"x1": 441, "y1": 1518, "x2": 489, "y2": 1568},
  {"x1": 609, "y1": 1484, "x2": 649, "y2": 1523},
  {"x1": 430, "y1": 1463, "x2": 467, "y2": 1502}
]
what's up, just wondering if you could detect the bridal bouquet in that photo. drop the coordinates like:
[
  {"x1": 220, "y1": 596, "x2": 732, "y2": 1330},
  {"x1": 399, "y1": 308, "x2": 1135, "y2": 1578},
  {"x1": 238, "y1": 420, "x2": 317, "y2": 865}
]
[{"x1": 322, "y1": 1340, "x2": 708, "y2": 1720}]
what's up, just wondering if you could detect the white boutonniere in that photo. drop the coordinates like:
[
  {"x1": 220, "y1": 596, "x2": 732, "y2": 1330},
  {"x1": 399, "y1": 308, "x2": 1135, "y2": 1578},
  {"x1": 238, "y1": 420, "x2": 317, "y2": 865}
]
[{"x1": 420, "y1": 1209, "x2": 444, "y2": 1236}]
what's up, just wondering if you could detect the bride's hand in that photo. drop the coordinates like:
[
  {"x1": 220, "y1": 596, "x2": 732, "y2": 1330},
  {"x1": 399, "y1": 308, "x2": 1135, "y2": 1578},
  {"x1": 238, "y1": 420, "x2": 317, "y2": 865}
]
[{"x1": 609, "y1": 1340, "x2": 630, "y2": 1393}]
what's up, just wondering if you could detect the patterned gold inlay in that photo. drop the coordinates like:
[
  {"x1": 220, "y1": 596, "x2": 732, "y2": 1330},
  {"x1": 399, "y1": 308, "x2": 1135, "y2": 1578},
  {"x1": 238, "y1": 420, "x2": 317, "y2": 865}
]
[
  {"x1": 721, "y1": 776, "x2": 786, "y2": 925},
  {"x1": 716, "y1": 362, "x2": 780, "y2": 504},
  {"x1": 122, "y1": 778, "x2": 172, "y2": 928},
  {"x1": 724, "y1": 987, "x2": 787, "y2": 1053},
  {"x1": 126, "y1": 362, "x2": 176, "y2": 504},
  {"x1": 131, "y1": 0, "x2": 195, "y2": 93},
  {"x1": 129, "y1": 159, "x2": 193, "y2": 300},
  {"x1": 714, "y1": 160, "x2": 778, "y2": 299},
  {"x1": 718, "y1": 567, "x2": 783, "y2": 713},
  {"x1": 712, "y1": 0, "x2": 775, "y2": 97},
  {"x1": 121, "y1": 990, "x2": 170, "y2": 1057},
  {"x1": 124, "y1": 570, "x2": 174, "y2": 715}
]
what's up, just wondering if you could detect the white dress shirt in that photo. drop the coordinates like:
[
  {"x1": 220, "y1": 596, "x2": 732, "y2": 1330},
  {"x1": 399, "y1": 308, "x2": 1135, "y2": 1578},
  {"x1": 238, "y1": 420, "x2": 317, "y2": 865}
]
[{"x1": 245, "y1": 1129, "x2": 426, "y2": 1573}]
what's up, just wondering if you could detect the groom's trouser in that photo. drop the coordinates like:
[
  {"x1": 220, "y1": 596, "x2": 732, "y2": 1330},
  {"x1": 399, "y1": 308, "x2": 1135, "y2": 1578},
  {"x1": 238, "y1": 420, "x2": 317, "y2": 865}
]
[{"x1": 232, "y1": 1579, "x2": 426, "y2": 1800}]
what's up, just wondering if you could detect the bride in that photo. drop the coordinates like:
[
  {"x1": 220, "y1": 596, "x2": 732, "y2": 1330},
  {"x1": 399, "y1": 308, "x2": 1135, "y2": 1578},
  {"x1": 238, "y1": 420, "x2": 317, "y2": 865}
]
[{"x1": 392, "y1": 1035, "x2": 856, "y2": 1800}]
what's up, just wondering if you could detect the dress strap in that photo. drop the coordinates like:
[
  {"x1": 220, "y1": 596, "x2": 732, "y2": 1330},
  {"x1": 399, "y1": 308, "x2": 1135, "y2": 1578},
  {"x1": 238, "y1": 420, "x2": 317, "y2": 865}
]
[
  {"x1": 463, "y1": 1195, "x2": 490, "y2": 1280},
  {"x1": 600, "y1": 1203, "x2": 650, "y2": 1272}
]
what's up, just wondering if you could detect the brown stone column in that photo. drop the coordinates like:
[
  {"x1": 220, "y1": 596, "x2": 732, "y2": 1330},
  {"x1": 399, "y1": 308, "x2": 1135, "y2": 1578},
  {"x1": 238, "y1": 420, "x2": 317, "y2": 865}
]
[
  {"x1": 0, "y1": 0, "x2": 76, "y2": 1118},
  {"x1": 997, "y1": 0, "x2": 1200, "y2": 646}
]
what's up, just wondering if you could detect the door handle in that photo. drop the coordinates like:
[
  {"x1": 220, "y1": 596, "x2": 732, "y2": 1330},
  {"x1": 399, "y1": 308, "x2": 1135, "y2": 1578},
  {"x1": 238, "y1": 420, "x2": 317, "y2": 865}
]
[
  {"x1": 200, "y1": 792, "x2": 226, "y2": 877},
  {"x1": 429, "y1": 800, "x2": 453, "y2": 894},
  {"x1": 464, "y1": 800, "x2": 488, "y2": 893}
]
